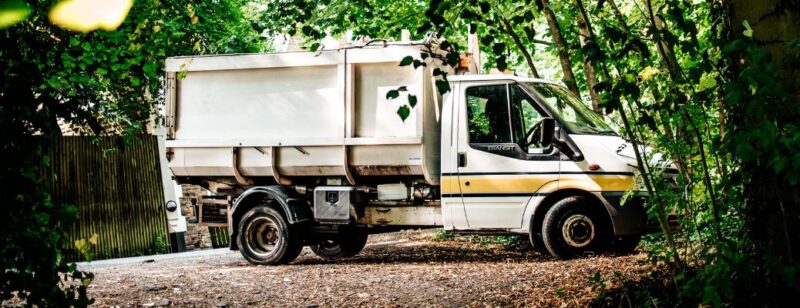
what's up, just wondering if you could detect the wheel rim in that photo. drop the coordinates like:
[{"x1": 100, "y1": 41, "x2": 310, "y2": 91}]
[
  {"x1": 562, "y1": 214, "x2": 595, "y2": 248},
  {"x1": 245, "y1": 216, "x2": 282, "y2": 258}
]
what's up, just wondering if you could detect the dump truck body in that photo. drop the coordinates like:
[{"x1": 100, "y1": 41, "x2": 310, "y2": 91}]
[{"x1": 165, "y1": 44, "x2": 443, "y2": 185}]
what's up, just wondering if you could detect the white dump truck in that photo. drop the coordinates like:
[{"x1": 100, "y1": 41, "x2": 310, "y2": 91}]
[{"x1": 164, "y1": 42, "x2": 649, "y2": 264}]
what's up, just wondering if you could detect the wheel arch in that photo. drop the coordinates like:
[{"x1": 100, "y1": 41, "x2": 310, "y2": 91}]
[{"x1": 230, "y1": 186, "x2": 312, "y2": 250}]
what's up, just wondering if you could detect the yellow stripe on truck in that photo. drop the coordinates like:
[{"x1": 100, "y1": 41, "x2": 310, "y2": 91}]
[
  {"x1": 557, "y1": 174, "x2": 635, "y2": 192},
  {"x1": 440, "y1": 174, "x2": 635, "y2": 194}
]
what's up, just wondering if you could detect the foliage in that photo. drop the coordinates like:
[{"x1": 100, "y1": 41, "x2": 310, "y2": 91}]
[
  {"x1": 0, "y1": 0, "x2": 265, "y2": 305},
  {"x1": 0, "y1": 0, "x2": 797, "y2": 306},
  {"x1": 256, "y1": 0, "x2": 800, "y2": 305},
  {"x1": 432, "y1": 228, "x2": 456, "y2": 240},
  {"x1": 150, "y1": 231, "x2": 169, "y2": 255}
]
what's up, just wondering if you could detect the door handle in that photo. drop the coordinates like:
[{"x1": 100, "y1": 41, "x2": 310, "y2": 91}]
[{"x1": 457, "y1": 152, "x2": 467, "y2": 168}]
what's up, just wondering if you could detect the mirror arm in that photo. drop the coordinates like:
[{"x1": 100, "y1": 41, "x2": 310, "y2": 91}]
[{"x1": 550, "y1": 129, "x2": 584, "y2": 161}]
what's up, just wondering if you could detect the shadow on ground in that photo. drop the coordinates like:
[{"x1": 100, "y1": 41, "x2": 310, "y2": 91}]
[{"x1": 291, "y1": 241, "x2": 552, "y2": 265}]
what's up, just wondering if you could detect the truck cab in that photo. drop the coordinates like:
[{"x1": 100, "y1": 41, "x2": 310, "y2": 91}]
[
  {"x1": 440, "y1": 75, "x2": 646, "y2": 258},
  {"x1": 164, "y1": 43, "x2": 648, "y2": 264}
]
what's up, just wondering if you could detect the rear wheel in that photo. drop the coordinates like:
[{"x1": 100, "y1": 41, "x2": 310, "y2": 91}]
[
  {"x1": 310, "y1": 229, "x2": 368, "y2": 261},
  {"x1": 542, "y1": 196, "x2": 611, "y2": 259},
  {"x1": 237, "y1": 206, "x2": 303, "y2": 265}
]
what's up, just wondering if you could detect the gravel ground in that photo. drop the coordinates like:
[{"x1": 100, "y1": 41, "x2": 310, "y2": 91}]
[{"x1": 86, "y1": 230, "x2": 655, "y2": 307}]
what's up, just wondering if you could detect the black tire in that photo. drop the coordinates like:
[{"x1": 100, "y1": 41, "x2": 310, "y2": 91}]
[
  {"x1": 611, "y1": 234, "x2": 642, "y2": 254},
  {"x1": 542, "y1": 196, "x2": 611, "y2": 259},
  {"x1": 236, "y1": 206, "x2": 303, "y2": 265},
  {"x1": 310, "y1": 230, "x2": 368, "y2": 261},
  {"x1": 528, "y1": 230, "x2": 549, "y2": 254}
]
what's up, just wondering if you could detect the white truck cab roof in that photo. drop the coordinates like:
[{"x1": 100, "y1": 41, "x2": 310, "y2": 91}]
[{"x1": 448, "y1": 74, "x2": 560, "y2": 86}]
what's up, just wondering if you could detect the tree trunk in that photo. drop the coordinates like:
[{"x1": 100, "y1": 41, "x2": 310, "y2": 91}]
[
  {"x1": 538, "y1": 0, "x2": 581, "y2": 96},
  {"x1": 729, "y1": 1, "x2": 800, "y2": 100},
  {"x1": 727, "y1": 0, "x2": 800, "y2": 302},
  {"x1": 607, "y1": 0, "x2": 628, "y2": 32},
  {"x1": 499, "y1": 17, "x2": 540, "y2": 78},
  {"x1": 574, "y1": 0, "x2": 602, "y2": 115}
]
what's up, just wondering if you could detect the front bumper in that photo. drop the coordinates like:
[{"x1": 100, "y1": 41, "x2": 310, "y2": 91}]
[{"x1": 596, "y1": 191, "x2": 648, "y2": 235}]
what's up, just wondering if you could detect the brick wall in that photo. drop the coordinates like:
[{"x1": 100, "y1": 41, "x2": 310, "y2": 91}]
[{"x1": 180, "y1": 185, "x2": 212, "y2": 250}]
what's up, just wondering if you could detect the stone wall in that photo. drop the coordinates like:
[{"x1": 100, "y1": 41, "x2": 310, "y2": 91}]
[{"x1": 179, "y1": 185, "x2": 212, "y2": 250}]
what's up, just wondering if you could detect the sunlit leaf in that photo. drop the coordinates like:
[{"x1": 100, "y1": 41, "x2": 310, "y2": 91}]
[
  {"x1": 0, "y1": 0, "x2": 30, "y2": 29},
  {"x1": 49, "y1": 0, "x2": 133, "y2": 33},
  {"x1": 638, "y1": 66, "x2": 660, "y2": 81},
  {"x1": 742, "y1": 20, "x2": 753, "y2": 38}
]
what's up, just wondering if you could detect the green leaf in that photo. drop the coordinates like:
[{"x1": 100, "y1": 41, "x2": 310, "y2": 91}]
[
  {"x1": 492, "y1": 42, "x2": 506, "y2": 54},
  {"x1": 399, "y1": 56, "x2": 413, "y2": 66},
  {"x1": 523, "y1": 27, "x2": 535, "y2": 41},
  {"x1": 496, "y1": 55, "x2": 507, "y2": 71},
  {"x1": 480, "y1": 35, "x2": 493, "y2": 46},
  {"x1": 0, "y1": 0, "x2": 31, "y2": 29},
  {"x1": 698, "y1": 72, "x2": 718, "y2": 91},
  {"x1": 143, "y1": 62, "x2": 157, "y2": 76},
  {"x1": 742, "y1": 20, "x2": 753, "y2": 38},
  {"x1": 479, "y1": 1, "x2": 490, "y2": 13},
  {"x1": 386, "y1": 89, "x2": 400, "y2": 100},
  {"x1": 397, "y1": 105, "x2": 411, "y2": 121},
  {"x1": 445, "y1": 51, "x2": 460, "y2": 66},
  {"x1": 435, "y1": 79, "x2": 450, "y2": 94},
  {"x1": 408, "y1": 95, "x2": 417, "y2": 108}
]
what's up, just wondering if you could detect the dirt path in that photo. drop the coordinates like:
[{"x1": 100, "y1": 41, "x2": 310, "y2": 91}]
[{"x1": 86, "y1": 230, "x2": 654, "y2": 307}]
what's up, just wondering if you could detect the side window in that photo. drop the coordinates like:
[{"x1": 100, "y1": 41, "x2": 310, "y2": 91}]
[
  {"x1": 510, "y1": 85, "x2": 549, "y2": 153},
  {"x1": 466, "y1": 85, "x2": 512, "y2": 144}
]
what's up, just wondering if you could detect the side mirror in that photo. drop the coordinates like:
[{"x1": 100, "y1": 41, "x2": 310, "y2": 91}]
[{"x1": 540, "y1": 117, "x2": 555, "y2": 146}]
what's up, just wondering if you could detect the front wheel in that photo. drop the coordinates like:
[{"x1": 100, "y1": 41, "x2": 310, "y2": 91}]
[
  {"x1": 542, "y1": 196, "x2": 611, "y2": 259},
  {"x1": 310, "y1": 230, "x2": 368, "y2": 261},
  {"x1": 236, "y1": 206, "x2": 303, "y2": 265}
]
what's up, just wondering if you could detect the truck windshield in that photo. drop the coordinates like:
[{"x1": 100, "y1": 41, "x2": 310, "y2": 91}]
[{"x1": 523, "y1": 82, "x2": 615, "y2": 135}]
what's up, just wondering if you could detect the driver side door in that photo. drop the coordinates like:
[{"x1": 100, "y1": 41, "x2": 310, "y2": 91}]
[{"x1": 456, "y1": 82, "x2": 561, "y2": 229}]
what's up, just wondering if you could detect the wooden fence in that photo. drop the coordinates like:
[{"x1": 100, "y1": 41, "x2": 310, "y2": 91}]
[{"x1": 46, "y1": 136, "x2": 171, "y2": 261}]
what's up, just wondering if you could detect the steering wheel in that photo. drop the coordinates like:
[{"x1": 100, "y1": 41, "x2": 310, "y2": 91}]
[{"x1": 524, "y1": 120, "x2": 544, "y2": 148}]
